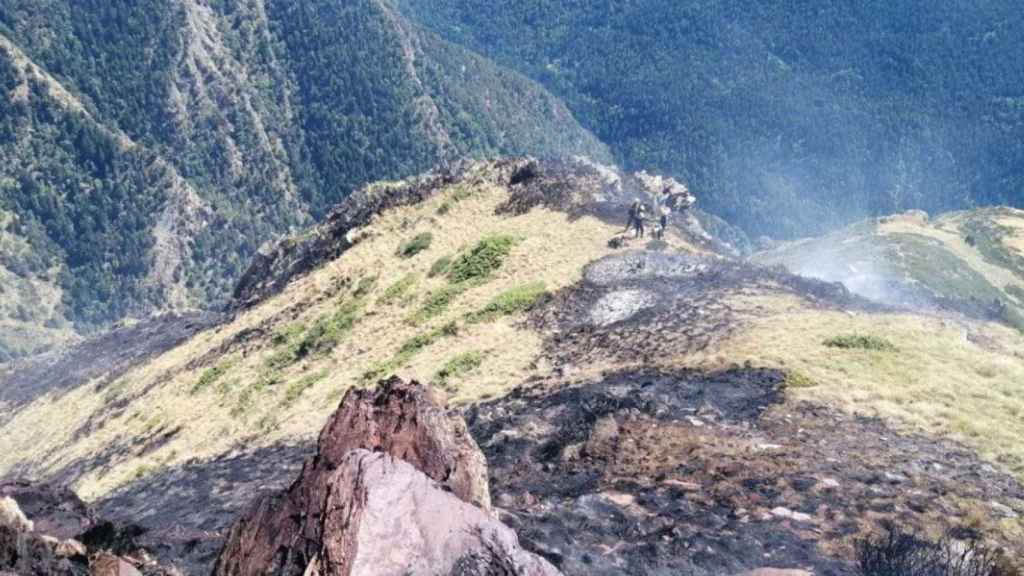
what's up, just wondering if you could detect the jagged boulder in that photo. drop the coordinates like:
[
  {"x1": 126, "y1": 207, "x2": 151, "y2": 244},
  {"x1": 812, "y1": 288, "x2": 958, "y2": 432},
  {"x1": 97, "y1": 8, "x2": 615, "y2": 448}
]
[
  {"x1": 0, "y1": 490, "x2": 86, "y2": 575},
  {"x1": 0, "y1": 481, "x2": 94, "y2": 540},
  {"x1": 0, "y1": 482, "x2": 161, "y2": 576},
  {"x1": 212, "y1": 377, "x2": 555, "y2": 576}
]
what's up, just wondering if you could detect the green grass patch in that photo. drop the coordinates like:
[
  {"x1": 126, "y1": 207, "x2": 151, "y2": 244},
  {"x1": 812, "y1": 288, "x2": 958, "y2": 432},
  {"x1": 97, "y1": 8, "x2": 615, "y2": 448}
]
[
  {"x1": 266, "y1": 299, "x2": 364, "y2": 369},
  {"x1": 397, "y1": 232, "x2": 433, "y2": 258},
  {"x1": 447, "y1": 235, "x2": 518, "y2": 284},
  {"x1": 360, "y1": 322, "x2": 460, "y2": 384},
  {"x1": 378, "y1": 274, "x2": 418, "y2": 307},
  {"x1": 434, "y1": 351, "x2": 485, "y2": 390},
  {"x1": 961, "y1": 213, "x2": 1024, "y2": 279},
  {"x1": 231, "y1": 372, "x2": 282, "y2": 418},
  {"x1": 410, "y1": 281, "x2": 480, "y2": 324},
  {"x1": 436, "y1": 183, "x2": 478, "y2": 215},
  {"x1": 824, "y1": 334, "x2": 898, "y2": 352},
  {"x1": 428, "y1": 255, "x2": 453, "y2": 278},
  {"x1": 192, "y1": 358, "x2": 238, "y2": 394},
  {"x1": 353, "y1": 275, "x2": 379, "y2": 298},
  {"x1": 784, "y1": 370, "x2": 818, "y2": 389},
  {"x1": 467, "y1": 282, "x2": 547, "y2": 323},
  {"x1": 283, "y1": 370, "x2": 329, "y2": 406}
]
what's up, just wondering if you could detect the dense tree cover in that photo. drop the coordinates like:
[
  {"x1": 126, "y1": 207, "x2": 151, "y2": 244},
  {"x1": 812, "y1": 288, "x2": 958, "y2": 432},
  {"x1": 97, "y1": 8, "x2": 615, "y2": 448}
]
[
  {"x1": 0, "y1": 0, "x2": 604, "y2": 349},
  {"x1": 396, "y1": 0, "x2": 1024, "y2": 237}
]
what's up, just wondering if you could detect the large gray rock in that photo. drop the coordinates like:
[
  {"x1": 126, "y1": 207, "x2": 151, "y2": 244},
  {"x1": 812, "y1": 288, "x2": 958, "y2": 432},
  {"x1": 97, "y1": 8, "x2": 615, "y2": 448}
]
[
  {"x1": 212, "y1": 378, "x2": 546, "y2": 576},
  {"x1": 308, "y1": 450, "x2": 559, "y2": 576}
]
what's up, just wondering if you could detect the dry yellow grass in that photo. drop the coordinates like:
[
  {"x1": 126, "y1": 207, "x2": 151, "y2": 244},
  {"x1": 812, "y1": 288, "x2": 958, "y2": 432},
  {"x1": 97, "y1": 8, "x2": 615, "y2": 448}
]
[
  {"x1": 0, "y1": 165, "x2": 632, "y2": 501},
  {"x1": 711, "y1": 296, "x2": 1024, "y2": 480}
]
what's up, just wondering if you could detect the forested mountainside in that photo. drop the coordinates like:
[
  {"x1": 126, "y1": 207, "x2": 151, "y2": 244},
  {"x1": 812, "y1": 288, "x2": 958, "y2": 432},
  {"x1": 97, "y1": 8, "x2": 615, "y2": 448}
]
[
  {"x1": 396, "y1": 0, "x2": 1024, "y2": 238},
  {"x1": 0, "y1": 0, "x2": 607, "y2": 361}
]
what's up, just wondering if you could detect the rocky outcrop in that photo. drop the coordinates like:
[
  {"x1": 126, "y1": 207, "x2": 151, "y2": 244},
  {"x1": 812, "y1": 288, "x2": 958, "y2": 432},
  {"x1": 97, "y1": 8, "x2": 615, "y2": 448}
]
[
  {"x1": 213, "y1": 377, "x2": 548, "y2": 576},
  {"x1": 0, "y1": 482, "x2": 165, "y2": 576}
]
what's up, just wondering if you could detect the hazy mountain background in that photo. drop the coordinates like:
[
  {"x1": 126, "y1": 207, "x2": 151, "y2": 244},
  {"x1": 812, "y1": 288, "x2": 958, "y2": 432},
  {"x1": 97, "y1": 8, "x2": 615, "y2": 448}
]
[
  {"x1": 395, "y1": 0, "x2": 1024, "y2": 237},
  {"x1": 0, "y1": 0, "x2": 607, "y2": 360}
]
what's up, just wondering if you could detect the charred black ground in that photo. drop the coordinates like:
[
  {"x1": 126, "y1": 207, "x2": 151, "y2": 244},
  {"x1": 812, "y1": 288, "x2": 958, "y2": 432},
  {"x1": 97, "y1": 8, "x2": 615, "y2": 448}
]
[
  {"x1": 467, "y1": 368, "x2": 1024, "y2": 575},
  {"x1": 530, "y1": 251, "x2": 885, "y2": 370}
]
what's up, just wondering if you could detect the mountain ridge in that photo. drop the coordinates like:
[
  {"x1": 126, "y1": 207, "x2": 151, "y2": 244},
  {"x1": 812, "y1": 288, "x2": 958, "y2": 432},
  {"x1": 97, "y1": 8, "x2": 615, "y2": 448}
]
[{"x1": 0, "y1": 0, "x2": 608, "y2": 362}]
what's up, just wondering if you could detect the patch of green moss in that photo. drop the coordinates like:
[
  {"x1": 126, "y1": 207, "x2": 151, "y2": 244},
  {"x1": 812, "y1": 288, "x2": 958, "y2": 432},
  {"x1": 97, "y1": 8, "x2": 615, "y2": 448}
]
[
  {"x1": 467, "y1": 282, "x2": 547, "y2": 323},
  {"x1": 824, "y1": 334, "x2": 898, "y2": 352},
  {"x1": 397, "y1": 232, "x2": 433, "y2": 258}
]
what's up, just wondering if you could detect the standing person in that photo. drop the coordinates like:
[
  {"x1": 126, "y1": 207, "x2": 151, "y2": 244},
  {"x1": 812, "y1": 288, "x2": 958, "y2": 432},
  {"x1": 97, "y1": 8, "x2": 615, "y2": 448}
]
[
  {"x1": 659, "y1": 203, "x2": 671, "y2": 239},
  {"x1": 634, "y1": 202, "x2": 647, "y2": 239},
  {"x1": 625, "y1": 198, "x2": 641, "y2": 232}
]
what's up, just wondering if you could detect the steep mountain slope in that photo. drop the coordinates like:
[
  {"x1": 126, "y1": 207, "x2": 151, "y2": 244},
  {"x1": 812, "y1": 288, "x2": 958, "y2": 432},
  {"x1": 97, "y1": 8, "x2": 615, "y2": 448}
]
[
  {"x1": 1, "y1": 159, "x2": 1022, "y2": 573},
  {"x1": 0, "y1": 0, "x2": 608, "y2": 360},
  {"x1": 395, "y1": 0, "x2": 1024, "y2": 238}
]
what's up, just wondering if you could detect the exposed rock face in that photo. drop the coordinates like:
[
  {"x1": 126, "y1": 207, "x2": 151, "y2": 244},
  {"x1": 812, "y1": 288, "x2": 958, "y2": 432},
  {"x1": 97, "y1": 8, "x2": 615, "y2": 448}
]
[
  {"x1": 0, "y1": 481, "x2": 166, "y2": 576},
  {"x1": 0, "y1": 485, "x2": 88, "y2": 575},
  {"x1": 213, "y1": 377, "x2": 544, "y2": 576}
]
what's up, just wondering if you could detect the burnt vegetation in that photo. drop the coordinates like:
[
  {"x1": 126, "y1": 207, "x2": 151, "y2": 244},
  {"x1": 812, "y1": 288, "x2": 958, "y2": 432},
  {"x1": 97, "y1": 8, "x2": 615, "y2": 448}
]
[{"x1": 856, "y1": 528, "x2": 1018, "y2": 576}]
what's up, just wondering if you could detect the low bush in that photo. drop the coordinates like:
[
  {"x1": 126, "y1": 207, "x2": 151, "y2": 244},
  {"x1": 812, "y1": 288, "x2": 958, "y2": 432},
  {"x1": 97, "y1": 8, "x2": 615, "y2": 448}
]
[
  {"x1": 360, "y1": 322, "x2": 459, "y2": 384},
  {"x1": 411, "y1": 283, "x2": 473, "y2": 324},
  {"x1": 397, "y1": 232, "x2": 433, "y2": 258},
  {"x1": 428, "y1": 255, "x2": 453, "y2": 278},
  {"x1": 282, "y1": 370, "x2": 329, "y2": 406},
  {"x1": 824, "y1": 334, "x2": 898, "y2": 352},
  {"x1": 448, "y1": 235, "x2": 518, "y2": 284},
  {"x1": 267, "y1": 299, "x2": 363, "y2": 368},
  {"x1": 434, "y1": 351, "x2": 485, "y2": 389},
  {"x1": 856, "y1": 528, "x2": 1015, "y2": 576},
  {"x1": 783, "y1": 370, "x2": 817, "y2": 389},
  {"x1": 378, "y1": 274, "x2": 418, "y2": 306},
  {"x1": 192, "y1": 358, "x2": 237, "y2": 394},
  {"x1": 467, "y1": 282, "x2": 547, "y2": 323}
]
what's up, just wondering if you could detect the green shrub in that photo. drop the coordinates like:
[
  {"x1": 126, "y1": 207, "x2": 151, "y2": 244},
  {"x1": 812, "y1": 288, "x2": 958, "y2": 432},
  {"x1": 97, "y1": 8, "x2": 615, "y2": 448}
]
[
  {"x1": 283, "y1": 370, "x2": 329, "y2": 406},
  {"x1": 448, "y1": 235, "x2": 518, "y2": 283},
  {"x1": 428, "y1": 255, "x2": 453, "y2": 278},
  {"x1": 397, "y1": 232, "x2": 433, "y2": 258},
  {"x1": 192, "y1": 358, "x2": 238, "y2": 394},
  {"x1": 824, "y1": 334, "x2": 898, "y2": 352},
  {"x1": 353, "y1": 275, "x2": 379, "y2": 298},
  {"x1": 231, "y1": 372, "x2": 281, "y2": 418},
  {"x1": 360, "y1": 322, "x2": 459, "y2": 384},
  {"x1": 267, "y1": 299, "x2": 364, "y2": 368},
  {"x1": 467, "y1": 282, "x2": 547, "y2": 323},
  {"x1": 784, "y1": 370, "x2": 817, "y2": 389},
  {"x1": 378, "y1": 274, "x2": 418, "y2": 306},
  {"x1": 411, "y1": 283, "x2": 474, "y2": 324},
  {"x1": 434, "y1": 351, "x2": 485, "y2": 389}
]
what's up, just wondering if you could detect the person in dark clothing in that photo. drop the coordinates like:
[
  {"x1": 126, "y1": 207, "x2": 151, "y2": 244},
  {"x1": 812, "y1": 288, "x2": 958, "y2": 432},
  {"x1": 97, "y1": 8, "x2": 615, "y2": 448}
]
[
  {"x1": 634, "y1": 203, "x2": 647, "y2": 239},
  {"x1": 625, "y1": 199, "x2": 641, "y2": 233}
]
